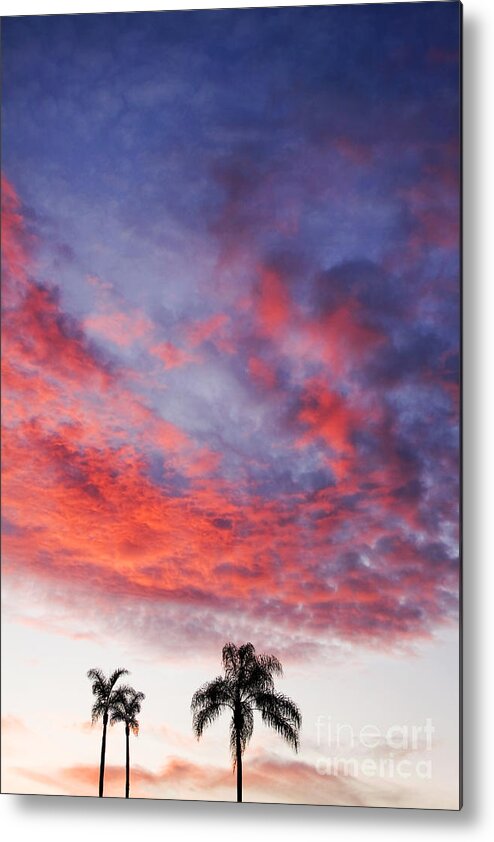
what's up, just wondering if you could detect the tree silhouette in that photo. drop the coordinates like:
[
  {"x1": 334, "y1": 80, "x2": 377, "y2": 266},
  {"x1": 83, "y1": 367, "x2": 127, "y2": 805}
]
[
  {"x1": 87, "y1": 667, "x2": 129, "y2": 797},
  {"x1": 110, "y1": 686, "x2": 145, "y2": 798},
  {"x1": 191, "y1": 642, "x2": 301, "y2": 802}
]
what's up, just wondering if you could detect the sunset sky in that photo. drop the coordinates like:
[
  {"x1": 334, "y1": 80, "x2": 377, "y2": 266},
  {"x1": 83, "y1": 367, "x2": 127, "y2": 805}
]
[{"x1": 1, "y1": 3, "x2": 460, "y2": 808}]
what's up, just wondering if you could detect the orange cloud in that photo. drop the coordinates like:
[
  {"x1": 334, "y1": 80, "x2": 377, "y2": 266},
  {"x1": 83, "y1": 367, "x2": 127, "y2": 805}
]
[{"x1": 15, "y1": 753, "x2": 380, "y2": 805}]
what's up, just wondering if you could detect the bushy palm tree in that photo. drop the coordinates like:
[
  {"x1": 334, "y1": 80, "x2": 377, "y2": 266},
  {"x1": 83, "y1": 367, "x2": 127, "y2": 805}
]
[
  {"x1": 191, "y1": 642, "x2": 301, "y2": 802},
  {"x1": 87, "y1": 667, "x2": 129, "y2": 797},
  {"x1": 110, "y1": 686, "x2": 145, "y2": 798}
]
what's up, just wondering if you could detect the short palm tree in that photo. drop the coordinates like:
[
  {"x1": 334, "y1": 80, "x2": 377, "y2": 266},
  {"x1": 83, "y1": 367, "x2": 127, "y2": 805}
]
[
  {"x1": 191, "y1": 642, "x2": 301, "y2": 802},
  {"x1": 110, "y1": 686, "x2": 145, "y2": 798},
  {"x1": 87, "y1": 667, "x2": 129, "y2": 797}
]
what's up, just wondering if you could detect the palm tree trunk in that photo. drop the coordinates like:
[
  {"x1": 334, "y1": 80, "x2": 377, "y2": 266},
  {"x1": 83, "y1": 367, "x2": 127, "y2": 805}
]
[
  {"x1": 235, "y1": 727, "x2": 242, "y2": 803},
  {"x1": 125, "y1": 724, "x2": 130, "y2": 798},
  {"x1": 99, "y1": 712, "x2": 108, "y2": 797}
]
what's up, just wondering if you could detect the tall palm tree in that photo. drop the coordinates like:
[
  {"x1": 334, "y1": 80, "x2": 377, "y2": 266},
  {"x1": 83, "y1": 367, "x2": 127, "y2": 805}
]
[
  {"x1": 87, "y1": 667, "x2": 129, "y2": 797},
  {"x1": 110, "y1": 686, "x2": 145, "y2": 798},
  {"x1": 191, "y1": 642, "x2": 301, "y2": 802}
]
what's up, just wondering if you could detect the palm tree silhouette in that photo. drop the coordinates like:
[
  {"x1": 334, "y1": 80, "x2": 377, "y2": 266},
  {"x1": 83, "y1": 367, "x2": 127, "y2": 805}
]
[
  {"x1": 87, "y1": 667, "x2": 129, "y2": 797},
  {"x1": 191, "y1": 642, "x2": 301, "y2": 802},
  {"x1": 110, "y1": 686, "x2": 145, "y2": 798}
]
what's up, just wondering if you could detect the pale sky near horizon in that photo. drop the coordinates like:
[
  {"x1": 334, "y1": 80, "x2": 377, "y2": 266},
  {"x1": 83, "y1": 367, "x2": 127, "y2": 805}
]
[
  {"x1": 1, "y1": 3, "x2": 460, "y2": 808},
  {"x1": 1, "y1": 601, "x2": 459, "y2": 807}
]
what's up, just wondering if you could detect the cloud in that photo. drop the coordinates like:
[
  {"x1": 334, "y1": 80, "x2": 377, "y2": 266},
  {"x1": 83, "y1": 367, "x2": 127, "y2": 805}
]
[
  {"x1": 1, "y1": 715, "x2": 30, "y2": 735},
  {"x1": 84, "y1": 310, "x2": 154, "y2": 349},
  {"x1": 150, "y1": 341, "x2": 198, "y2": 370},
  {"x1": 186, "y1": 313, "x2": 233, "y2": 353},
  {"x1": 14, "y1": 751, "x2": 409, "y2": 806},
  {"x1": 1, "y1": 23, "x2": 459, "y2": 661}
]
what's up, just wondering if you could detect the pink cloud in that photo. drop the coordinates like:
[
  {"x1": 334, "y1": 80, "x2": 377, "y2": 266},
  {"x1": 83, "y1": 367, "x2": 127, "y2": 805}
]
[
  {"x1": 84, "y1": 310, "x2": 153, "y2": 348},
  {"x1": 150, "y1": 341, "x2": 198, "y2": 370},
  {"x1": 186, "y1": 314, "x2": 231, "y2": 350},
  {"x1": 15, "y1": 752, "x2": 391, "y2": 805},
  {"x1": 1, "y1": 176, "x2": 458, "y2": 655}
]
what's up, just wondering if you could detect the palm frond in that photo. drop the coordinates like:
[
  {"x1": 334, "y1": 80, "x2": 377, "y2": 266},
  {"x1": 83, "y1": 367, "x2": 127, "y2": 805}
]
[
  {"x1": 244, "y1": 662, "x2": 275, "y2": 695},
  {"x1": 90, "y1": 699, "x2": 106, "y2": 724},
  {"x1": 191, "y1": 676, "x2": 232, "y2": 712},
  {"x1": 223, "y1": 644, "x2": 284, "y2": 697},
  {"x1": 111, "y1": 685, "x2": 131, "y2": 704},
  {"x1": 110, "y1": 686, "x2": 145, "y2": 729},
  {"x1": 222, "y1": 643, "x2": 240, "y2": 678},
  {"x1": 88, "y1": 667, "x2": 129, "y2": 701},
  {"x1": 87, "y1": 668, "x2": 106, "y2": 698},
  {"x1": 109, "y1": 705, "x2": 126, "y2": 726},
  {"x1": 255, "y1": 691, "x2": 301, "y2": 751},
  {"x1": 112, "y1": 684, "x2": 140, "y2": 706},
  {"x1": 87, "y1": 667, "x2": 105, "y2": 683},
  {"x1": 238, "y1": 643, "x2": 256, "y2": 664},
  {"x1": 257, "y1": 653, "x2": 283, "y2": 677},
  {"x1": 192, "y1": 700, "x2": 224, "y2": 739},
  {"x1": 108, "y1": 667, "x2": 130, "y2": 690},
  {"x1": 261, "y1": 710, "x2": 300, "y2": 751},
  {"x1": 255, "y1": 691, "x2": 301, "y2": 728},
  {"x1": 132, "y1": 690, "x2": 145, "y2": 706}
]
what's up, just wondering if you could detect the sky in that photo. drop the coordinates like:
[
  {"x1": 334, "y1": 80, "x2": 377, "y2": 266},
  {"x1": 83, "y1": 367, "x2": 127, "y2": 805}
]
[{"x1": 1, "y1": 2, "x2": 460, "y2": 808}]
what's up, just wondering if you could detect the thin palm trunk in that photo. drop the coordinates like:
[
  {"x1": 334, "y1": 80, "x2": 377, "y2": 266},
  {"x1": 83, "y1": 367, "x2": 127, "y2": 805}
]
[
  {"x1": 125, "y1": 724, "x2": 130, "y2": 798},
  {"x1": 99, "y1": 712, "x2": 108, "y2": 797},
  {"x1": 235, "y1": 729, "x2": 242, "y2": 802}
]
